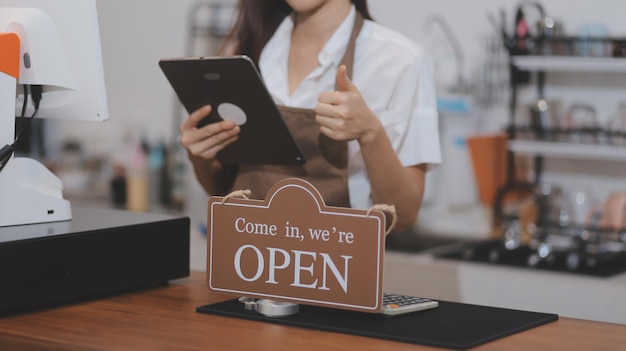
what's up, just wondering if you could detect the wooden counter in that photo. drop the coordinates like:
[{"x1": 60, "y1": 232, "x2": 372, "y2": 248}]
[{"x1": 1, "y1": 271, "x2": 625, "y2": 350}]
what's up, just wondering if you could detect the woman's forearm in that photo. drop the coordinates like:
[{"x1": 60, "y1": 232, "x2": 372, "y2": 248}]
[{"x1": 359, "y1": 128, "x2": 426, "y2": 232}]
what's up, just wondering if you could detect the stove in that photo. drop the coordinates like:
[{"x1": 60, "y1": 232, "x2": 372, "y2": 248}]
[{"x1": 440, "y1": 237, "x2": 626, "y2": 278}]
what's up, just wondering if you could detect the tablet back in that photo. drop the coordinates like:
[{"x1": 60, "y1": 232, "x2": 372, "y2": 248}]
[{"x1": 159, "y1": 55, "x2": 305, "y2": 165}]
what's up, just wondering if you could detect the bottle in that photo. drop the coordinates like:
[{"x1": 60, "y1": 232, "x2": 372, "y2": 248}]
[
  {"x1": 607, "y1": 102, "x2": 626, "y2": 146},
  {"x1": 148, "y1": 140, "x2": 166, "y2": 210},
  {"x1": 126, "y1": 138, "x2": 149, "y2": 212},
  {"x1": 110, "y1": 162, "x2": 127, "y2": 209}
]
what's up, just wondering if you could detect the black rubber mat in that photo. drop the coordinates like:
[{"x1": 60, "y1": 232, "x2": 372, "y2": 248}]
[{"x1": 197, "y1": 298, "x2": 558, "y2": 350}]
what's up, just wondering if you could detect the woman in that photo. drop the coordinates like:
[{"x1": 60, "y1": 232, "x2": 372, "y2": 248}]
[{"x1": 179, "y1": 0, "x2": 441, "y2": 233}]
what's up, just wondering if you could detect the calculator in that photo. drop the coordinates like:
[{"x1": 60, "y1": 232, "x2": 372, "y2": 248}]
[{"x1": 381, "y1": 293, "x2": 439, "y2": 316}]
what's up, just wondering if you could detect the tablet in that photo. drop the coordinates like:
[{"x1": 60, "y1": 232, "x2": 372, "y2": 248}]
[{"x1": 159, "y1": 55, "x2": 305, "y2": 165}]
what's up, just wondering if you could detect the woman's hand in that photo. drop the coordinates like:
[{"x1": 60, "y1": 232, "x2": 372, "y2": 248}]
[
  {"x1": 315, "y1": 65, "x2": 383, "y2": 145},
  {"x1": 179, "y1": 105, "x2": 240, "y2": 161}
]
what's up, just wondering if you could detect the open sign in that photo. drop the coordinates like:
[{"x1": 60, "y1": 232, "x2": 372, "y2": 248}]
[{"x1": 206, "y1": 178, "x2": 386, "y2": 312}]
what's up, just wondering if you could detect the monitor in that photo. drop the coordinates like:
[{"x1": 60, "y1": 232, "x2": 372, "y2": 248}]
[{"x1": 0, "y1": 0, "x2": 109, "y2": 227}]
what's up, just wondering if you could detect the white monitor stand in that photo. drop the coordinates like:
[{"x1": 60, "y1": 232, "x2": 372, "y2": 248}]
[{"x1": 0, "y1": 33, "x2": 71, "y2": 227}]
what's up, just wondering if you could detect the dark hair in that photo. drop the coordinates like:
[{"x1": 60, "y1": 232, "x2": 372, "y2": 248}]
[{"x1": 222, "y1": 0, "x2": 372, "y2": 65}]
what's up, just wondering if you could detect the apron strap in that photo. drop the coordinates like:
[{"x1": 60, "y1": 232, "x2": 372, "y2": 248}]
[{"x1": 336, "y1": 12, "x2": 364, "y2": 85}]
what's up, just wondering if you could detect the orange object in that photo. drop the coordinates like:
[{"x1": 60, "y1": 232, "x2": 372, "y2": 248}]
[
  {"x1": 466, "y1": 133, "x2": 509, "y2": 207},
  {"x1": 0, "y1": 33, "x2": 20, "y2": 78}
]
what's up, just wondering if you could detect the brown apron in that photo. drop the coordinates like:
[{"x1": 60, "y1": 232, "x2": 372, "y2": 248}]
[{"x1": 231, "y1": 13, "x2": 364, "y2": 208}]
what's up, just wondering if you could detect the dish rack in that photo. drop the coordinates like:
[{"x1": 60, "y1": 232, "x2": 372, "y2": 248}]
[{"x1": 485, "y1": 29, "x2": 626, "y2": 275}]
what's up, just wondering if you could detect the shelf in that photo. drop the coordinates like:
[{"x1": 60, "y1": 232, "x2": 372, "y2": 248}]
[
  {"x1": 508, "y1": 139, "x2": 626, "y2": 161},
  {"x1": 512, "y1": 56, "x2": 626, "y2": 73}
]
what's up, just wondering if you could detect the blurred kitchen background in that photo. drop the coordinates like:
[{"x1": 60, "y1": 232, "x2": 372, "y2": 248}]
[{"x1": 15, "y1": 0, "x2": 626, "y2": 324}]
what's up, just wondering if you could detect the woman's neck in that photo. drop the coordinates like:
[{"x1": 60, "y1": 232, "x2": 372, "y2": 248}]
[
  {"x1": 286, "y1": 1, "x2": 351, "y2": 95},
  {"x1": 291, "y1": 1, "x2": 351, "y2": 45}
]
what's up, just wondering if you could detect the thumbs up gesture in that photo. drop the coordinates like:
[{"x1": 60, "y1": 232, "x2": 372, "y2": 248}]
[
  {"x1": 335, "y1": 63, "x2": 358, "y2": 93},
  {"x1": 315, "y1": 64, "x2": 381, "y2": 144}
]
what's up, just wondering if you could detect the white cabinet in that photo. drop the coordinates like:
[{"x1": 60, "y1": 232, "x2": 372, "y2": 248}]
[{"x1": 384, "y1": 251, "x2": 626, "y2": 325}]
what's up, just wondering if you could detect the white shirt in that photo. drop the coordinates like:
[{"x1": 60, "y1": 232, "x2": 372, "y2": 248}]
[{"x1": 259, "y1": 6, "x2": 441, "y2": 210}]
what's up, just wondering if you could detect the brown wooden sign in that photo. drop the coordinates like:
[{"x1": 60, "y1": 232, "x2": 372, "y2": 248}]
[{"x1": 206, "y1": 178, "x2": 386, "y2": 313}]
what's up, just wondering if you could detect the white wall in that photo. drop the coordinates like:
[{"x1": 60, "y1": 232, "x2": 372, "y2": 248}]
[
  {"x1": 370, "y1": 0, "x2": 626, "y2": 82},
  {"x1": 370, "y1": 0, "x2": 626, "y2": 120},
  {"x1": 50, "y1": 0, "x2": 212, "y2": 157}
]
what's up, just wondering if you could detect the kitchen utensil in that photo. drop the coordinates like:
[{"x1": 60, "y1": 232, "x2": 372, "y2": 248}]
[
  {"x1": 466, "y1": 134, "x2": 508, "y2": 207},
  {"x1": 536, "y1": 16, "x2": 563, "y2": 55},
  {"x1": 575, "y1": 23, "x2": 610, "y2": 57},
  {"x1": 559, "y1": 103, "x2": 599, "y2": 143},
  {"x1": 607, "y1": 102, "x2": 626, "y2": 146},
  {"x1": 529, "y1": 99, "x2": 561, "y2": 140}
]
